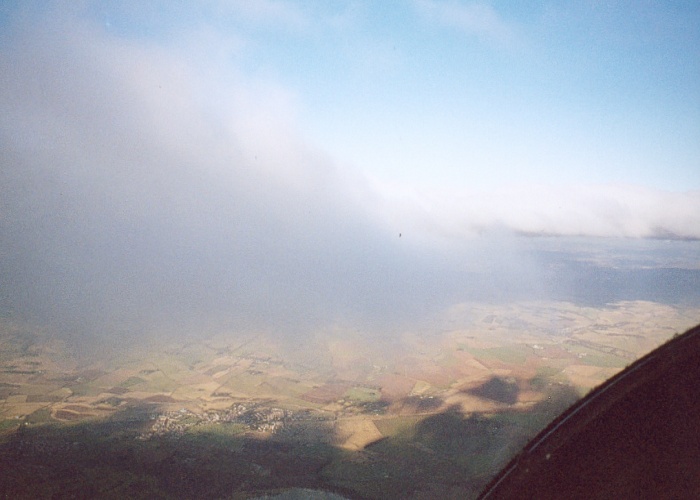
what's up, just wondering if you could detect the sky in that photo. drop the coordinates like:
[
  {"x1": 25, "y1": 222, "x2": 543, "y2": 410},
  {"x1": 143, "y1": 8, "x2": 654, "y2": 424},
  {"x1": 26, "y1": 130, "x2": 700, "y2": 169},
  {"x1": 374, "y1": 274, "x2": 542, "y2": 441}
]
[
  {"x1": 1, "y1": 1, "x2": 699, "y2": 348},
  {"x1": 76, "y1": 0, "x2": 700, "y2": 192}
]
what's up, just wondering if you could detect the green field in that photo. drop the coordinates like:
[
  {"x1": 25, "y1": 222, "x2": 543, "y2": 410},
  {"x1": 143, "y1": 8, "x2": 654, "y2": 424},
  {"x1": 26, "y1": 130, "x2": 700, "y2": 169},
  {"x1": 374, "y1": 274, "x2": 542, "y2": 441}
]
[
  {"x1": 344, "y1": 387, "x2": 381, "y2": 403},
  {"x1": 466, "y1": 346, "x2": 529, "y2": 364}
]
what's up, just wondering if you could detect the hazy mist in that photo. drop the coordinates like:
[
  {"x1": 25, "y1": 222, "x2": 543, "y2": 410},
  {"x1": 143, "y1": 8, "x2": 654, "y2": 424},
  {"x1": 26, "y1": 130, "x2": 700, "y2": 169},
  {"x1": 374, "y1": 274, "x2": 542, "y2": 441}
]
[{"x1": 2, "y1": 7, "x2": 699, "y2": 353}]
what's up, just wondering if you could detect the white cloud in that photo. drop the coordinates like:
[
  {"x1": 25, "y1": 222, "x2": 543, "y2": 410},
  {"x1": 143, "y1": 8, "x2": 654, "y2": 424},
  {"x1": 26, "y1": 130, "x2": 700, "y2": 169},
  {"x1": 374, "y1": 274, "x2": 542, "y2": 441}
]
[
  {"x1": 0, "y1": 10, "x2": 417, "y2": 340},
  {"x1": 413, "y1": 0, "x2": 518, "y2": 45},
  {"x1": 373, "y1": 180, "x2": 700, "y2": 243}
]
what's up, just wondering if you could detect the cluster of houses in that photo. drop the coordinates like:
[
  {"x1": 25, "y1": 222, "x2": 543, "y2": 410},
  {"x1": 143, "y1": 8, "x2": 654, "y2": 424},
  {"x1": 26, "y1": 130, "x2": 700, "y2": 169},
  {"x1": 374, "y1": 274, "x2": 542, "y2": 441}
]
[{"x1": 138, "y1": 403, "x2": 335, "y2": 441}]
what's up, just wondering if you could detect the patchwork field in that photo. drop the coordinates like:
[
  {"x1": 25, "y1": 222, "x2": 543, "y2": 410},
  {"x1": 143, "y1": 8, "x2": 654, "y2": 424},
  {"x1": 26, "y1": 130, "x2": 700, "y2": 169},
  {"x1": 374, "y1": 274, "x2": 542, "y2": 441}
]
[{"x1": 1, "y1": 300, "x2": 698, "y2": 498}]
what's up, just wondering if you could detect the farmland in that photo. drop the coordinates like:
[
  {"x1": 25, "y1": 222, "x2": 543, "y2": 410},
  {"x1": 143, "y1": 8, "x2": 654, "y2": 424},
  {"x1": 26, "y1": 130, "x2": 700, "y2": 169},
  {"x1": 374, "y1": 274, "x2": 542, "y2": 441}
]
[{"x1": 0, "y1": 299, "x2": 698, "y2": 498}]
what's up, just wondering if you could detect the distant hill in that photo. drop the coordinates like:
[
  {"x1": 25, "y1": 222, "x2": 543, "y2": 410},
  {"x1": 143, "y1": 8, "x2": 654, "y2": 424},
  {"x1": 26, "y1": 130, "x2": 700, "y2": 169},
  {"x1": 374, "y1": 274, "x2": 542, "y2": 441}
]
[{"x1": 479, "y1": 323, "x2": 700, "y2": 499}]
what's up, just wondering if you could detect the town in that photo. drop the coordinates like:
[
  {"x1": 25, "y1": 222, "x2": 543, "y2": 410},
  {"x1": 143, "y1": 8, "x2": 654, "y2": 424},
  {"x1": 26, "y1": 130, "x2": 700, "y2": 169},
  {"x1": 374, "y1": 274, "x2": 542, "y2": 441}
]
[{"x1": 139, "y1": 403, "x2": 336, "y2": 442}]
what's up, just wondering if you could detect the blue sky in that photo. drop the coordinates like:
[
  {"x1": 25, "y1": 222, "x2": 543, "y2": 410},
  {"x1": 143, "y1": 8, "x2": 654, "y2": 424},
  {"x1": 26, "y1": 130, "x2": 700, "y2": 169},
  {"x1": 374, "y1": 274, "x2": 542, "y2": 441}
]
[{"x1": 15, "y1": 0, "x2": 692, "y2": 192}]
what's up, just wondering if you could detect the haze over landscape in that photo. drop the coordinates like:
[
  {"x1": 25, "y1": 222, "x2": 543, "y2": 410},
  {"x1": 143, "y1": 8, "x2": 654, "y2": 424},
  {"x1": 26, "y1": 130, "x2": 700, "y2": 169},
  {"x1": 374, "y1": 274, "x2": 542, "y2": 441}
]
[
  {"x1": 2, "y1": 0, "x2": 699, "y2": 345},
  {"x1": 1, "y1": 2, "x2": 699, "y2": 498}
]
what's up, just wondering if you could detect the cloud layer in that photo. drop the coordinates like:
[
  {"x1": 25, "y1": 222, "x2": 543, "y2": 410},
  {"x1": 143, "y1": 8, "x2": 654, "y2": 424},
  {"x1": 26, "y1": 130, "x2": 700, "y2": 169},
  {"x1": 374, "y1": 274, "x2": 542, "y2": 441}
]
[
  {"x1": 0, "y1": 10, "x2": 448, "y2": 342},
  {"x1": 374, "y1": 181, "x2": 700, "y2": 244},
  {"x1": 1, "y1": 8, "x2": 698, "y2": 349}
]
